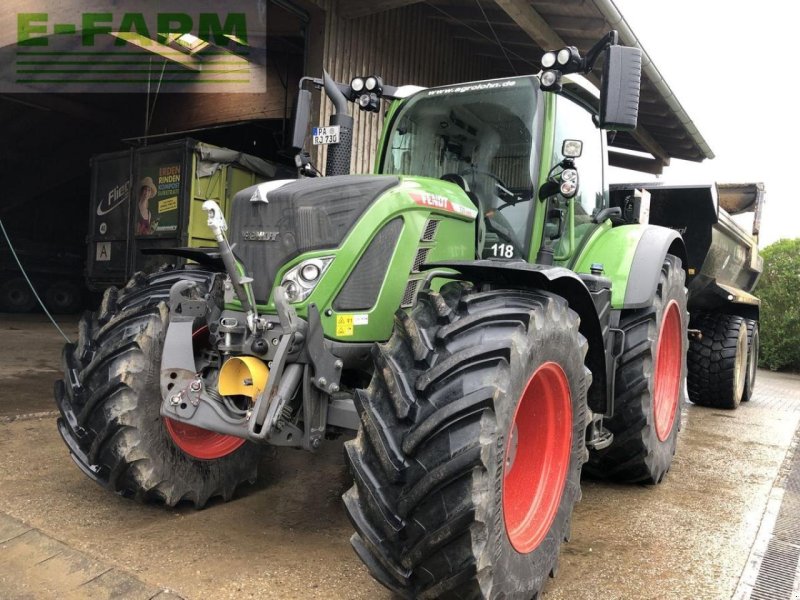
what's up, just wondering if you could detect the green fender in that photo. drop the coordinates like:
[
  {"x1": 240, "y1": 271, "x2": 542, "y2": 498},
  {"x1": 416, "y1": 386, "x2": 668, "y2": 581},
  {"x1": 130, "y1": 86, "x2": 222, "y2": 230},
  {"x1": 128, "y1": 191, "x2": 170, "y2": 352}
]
[{"x1": 574, "y1": 224, "x2": 687, "y2": 310}]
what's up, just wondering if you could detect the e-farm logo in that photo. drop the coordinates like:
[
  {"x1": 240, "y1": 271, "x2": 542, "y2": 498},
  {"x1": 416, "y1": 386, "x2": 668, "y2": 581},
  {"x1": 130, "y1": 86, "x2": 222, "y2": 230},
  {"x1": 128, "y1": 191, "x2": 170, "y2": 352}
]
[{"x1": 4, "y1": 5, "x2": 265, "y2": 93}]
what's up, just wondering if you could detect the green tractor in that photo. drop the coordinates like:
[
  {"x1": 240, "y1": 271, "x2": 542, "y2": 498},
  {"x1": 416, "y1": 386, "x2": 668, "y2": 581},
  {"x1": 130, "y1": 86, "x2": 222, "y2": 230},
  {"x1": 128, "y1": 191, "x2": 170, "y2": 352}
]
[{"x1": 56, "y1": 33, "x2": 689, "y2": 598}]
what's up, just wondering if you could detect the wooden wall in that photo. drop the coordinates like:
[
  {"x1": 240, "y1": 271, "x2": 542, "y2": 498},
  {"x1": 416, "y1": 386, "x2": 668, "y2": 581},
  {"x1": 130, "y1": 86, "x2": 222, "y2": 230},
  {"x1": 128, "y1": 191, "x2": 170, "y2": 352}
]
[{"x1": 307, "y1": 1, "x2": 502, "y2": 174}]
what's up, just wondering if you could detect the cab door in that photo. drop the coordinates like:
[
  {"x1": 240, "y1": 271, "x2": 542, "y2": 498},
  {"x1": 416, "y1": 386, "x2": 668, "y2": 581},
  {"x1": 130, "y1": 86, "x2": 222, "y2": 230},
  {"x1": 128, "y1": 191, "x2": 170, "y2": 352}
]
[{"x1": 545, "y1": 92, "x2": 608, "y2": 266}]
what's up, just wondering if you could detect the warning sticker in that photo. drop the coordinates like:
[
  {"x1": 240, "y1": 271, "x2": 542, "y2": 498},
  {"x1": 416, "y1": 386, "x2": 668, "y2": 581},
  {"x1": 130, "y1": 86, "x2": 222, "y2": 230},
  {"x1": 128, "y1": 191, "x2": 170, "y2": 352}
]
[
  {"x1": 336, "y1": 315, "x2": 354, "y2": 337},
  {"x1": 336, "y1": 314, "x2": 368, "y2": 336}
]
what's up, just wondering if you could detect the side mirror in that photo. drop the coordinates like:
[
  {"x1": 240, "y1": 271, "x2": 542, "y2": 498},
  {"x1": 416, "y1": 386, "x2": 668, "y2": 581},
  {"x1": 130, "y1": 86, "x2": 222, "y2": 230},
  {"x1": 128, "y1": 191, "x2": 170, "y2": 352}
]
[
  {"x1": 600, "y1": 45, "x2": 642, "y2": 131},
  {"x1": 290, "y1": 89, "x2": 312, "y2": 151}
]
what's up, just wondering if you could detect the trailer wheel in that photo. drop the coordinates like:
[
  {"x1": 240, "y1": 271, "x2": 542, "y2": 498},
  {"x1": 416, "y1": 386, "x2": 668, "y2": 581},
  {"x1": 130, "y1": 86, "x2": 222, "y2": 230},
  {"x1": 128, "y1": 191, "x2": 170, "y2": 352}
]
[
  {"x1": 585, "y1": 255, "x2": 688, "y2": 484},
  {"x1": 44, "y1": 279, "x2": 83, "y2": 314},
  {"x1": 343, "y1": 283, "x2": 590, "y2": 598},
  {"x1": 687, "y1": 313, "x2": 748, "y2": 409},
  {"x1": 742, "y1": 319, "x2": 759, "y2": 402},
  {"x1": 1, "y1": 276, "x2": 36, "y2": 312},
  {"x1": 54, "y1": 268, "x2": 260, "y2": 507}
]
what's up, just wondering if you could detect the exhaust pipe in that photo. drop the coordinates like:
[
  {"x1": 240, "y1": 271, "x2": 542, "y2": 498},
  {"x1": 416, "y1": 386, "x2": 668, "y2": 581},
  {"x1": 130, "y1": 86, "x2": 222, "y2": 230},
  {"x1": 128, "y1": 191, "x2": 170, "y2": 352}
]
[{"x1": 323, "y1": 70, "x2": 353, "y2": 176}]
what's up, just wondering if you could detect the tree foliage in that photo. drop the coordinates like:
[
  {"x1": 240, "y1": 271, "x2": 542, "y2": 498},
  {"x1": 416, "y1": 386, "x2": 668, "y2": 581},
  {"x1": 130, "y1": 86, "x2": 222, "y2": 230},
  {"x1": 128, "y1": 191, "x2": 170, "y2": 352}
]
[{"x1": 756, "y1": 238, "x2": 800, "y2": 371}]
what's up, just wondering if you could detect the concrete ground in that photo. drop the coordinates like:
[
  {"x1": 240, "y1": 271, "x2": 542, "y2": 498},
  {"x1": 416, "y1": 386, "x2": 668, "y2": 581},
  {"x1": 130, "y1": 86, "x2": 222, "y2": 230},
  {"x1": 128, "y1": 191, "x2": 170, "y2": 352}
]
[{"x1": 1, "y1": 314, "x2": 799, "y2": 599}]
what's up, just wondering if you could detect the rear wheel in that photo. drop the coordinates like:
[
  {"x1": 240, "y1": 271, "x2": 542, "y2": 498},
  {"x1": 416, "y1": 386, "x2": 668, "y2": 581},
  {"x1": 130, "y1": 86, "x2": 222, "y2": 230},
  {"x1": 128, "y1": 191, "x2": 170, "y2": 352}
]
[
  {"x1": 687, "y1": 312, "x2": 748, "y2": 409},
  {"x1": 344, "y1": 283, "x2": 590, "y2": 598},
  {"x1": 585, "y1": 254, "x2": 688, "y2": 484},
  {"x1": 742, "y1": 319, "x2": 759, "y2": 402},
  {"x1": 54, "y1": 268, "x2": 260, "y2": 507}
]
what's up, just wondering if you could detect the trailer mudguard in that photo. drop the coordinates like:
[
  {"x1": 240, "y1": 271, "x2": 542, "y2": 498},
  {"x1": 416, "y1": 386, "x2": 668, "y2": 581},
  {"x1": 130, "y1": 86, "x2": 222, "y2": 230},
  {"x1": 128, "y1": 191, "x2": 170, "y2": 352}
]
[
  {"x1": 427, "y1": 260, "x2": 608, "y2": 413},
  {"x1": 573, "y1": 224, "x2": 687, "y2": 310}
]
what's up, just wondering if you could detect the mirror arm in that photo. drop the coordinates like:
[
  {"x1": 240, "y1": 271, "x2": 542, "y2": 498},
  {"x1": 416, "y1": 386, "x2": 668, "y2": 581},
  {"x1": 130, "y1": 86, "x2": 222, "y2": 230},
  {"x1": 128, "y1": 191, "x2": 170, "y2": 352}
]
[{"x1": 582, "y1": 30, "x2": 619, "y2": 74}]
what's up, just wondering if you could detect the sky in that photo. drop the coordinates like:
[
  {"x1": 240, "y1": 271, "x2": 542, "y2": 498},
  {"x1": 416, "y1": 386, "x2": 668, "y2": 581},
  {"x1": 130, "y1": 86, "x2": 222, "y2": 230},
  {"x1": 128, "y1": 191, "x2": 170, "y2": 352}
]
[{"x1": 609, "y1": 0, "x2": 800, "y2": 247}]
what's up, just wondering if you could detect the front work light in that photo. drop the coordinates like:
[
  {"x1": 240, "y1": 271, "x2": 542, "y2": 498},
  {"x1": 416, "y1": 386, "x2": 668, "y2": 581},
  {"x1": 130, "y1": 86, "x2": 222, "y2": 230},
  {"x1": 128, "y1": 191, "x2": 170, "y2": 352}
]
[
  {"x1": 541, "y1": 52, "x2": 556, "y2": 68},
  {"x1": 562, "y1": 139, "x2": 583, "y2": 158},
  {"x1": 351, "y1": 77, "x2": 365, "y2": 92},
  {"x1": 540, "y1": 70, "x2": 562, "y2": 92},
  {"x1": 357, "y1": 93, "x2": 380, "y2": 112},
  {"x1": 365, "y1": 76, "x2": 383, "y2": 94}
]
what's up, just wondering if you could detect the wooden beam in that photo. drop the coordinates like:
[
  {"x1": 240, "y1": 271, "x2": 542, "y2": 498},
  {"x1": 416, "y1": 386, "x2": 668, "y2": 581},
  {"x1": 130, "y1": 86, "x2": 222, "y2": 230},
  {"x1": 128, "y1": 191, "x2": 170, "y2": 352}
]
[
  {"x1": 338, "y1": 0, "x2": 422, "y2": 19},
  {"x1": 608, "y1": 150, "x2": 664, "y2": 175},
  {"x1": 493, "y1": 0, "x2": 564, "y2": 50}
]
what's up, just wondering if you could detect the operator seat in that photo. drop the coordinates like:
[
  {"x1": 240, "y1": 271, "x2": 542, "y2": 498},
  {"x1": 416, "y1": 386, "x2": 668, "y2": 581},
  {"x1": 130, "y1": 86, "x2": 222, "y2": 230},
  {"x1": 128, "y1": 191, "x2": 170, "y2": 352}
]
[{"x1": 440, "y1": 173, "x2": 486, "y2": 258}]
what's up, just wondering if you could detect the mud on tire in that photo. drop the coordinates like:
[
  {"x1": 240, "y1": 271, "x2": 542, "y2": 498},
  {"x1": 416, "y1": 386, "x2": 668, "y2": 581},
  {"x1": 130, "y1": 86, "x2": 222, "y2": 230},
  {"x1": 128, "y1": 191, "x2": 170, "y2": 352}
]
[
  {"x1": 54, "y1": 268, "x2": 260, "y2": 507},
  {"x1": 585, "y1": 255, "x2": 688, "y2": 484},
  {"x1": 343, "y1": 283, "x2": 591, "y2": 599}
]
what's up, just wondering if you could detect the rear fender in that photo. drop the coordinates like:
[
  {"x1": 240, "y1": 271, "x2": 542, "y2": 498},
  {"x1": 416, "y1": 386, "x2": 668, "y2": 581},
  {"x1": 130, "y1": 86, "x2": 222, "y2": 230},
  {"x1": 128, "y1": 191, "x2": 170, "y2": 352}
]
[
  {"x1": 428, "y1": 260, "x2": 608, "y2": 413},
  {"x1": 574, "y1": 225, "x2": 687, "y2": 309}
]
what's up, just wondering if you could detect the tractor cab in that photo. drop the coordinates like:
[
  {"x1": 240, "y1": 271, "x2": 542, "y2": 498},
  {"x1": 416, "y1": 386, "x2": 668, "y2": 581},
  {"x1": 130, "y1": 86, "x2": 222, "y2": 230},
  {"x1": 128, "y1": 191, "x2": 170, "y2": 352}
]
[
  {"x1": 378, "y1": 76, "x2": 539, "y2": 260},
  {"x1": 376, "y1": 73, "x2": 611, "y2": 265}
]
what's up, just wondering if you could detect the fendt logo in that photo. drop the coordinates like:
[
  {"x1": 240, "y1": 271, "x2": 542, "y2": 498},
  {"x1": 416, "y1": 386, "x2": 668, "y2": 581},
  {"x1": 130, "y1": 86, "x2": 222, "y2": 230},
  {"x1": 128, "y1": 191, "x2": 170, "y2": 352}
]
[{"x1": 2, "y1": 3, "x2": 265, "y2": 94}]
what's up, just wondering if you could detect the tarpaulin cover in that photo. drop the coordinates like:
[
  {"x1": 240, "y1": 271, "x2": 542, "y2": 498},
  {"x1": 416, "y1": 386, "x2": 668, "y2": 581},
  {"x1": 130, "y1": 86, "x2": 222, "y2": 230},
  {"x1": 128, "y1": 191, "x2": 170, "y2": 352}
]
[{"x1": 196, "y1": 143, "x2": 278, "y2": 179}]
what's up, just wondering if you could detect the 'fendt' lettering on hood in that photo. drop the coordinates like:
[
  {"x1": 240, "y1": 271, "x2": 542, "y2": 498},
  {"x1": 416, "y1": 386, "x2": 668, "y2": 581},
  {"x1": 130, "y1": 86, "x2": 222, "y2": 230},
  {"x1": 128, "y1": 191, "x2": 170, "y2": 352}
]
[{"x1": 410, "y1": 192, "x2": 477, "y2": 220}]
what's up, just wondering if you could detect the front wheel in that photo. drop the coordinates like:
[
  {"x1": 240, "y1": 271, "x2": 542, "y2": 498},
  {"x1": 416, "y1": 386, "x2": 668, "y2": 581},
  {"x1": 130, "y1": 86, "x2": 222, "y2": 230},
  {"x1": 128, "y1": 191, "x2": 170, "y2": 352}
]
[
  {"x1": 54, "y1": 269, "x2": 260, "y2": 507},
  {"x1": 344, "y1": 283, "x2": 590, "y2": 598}
]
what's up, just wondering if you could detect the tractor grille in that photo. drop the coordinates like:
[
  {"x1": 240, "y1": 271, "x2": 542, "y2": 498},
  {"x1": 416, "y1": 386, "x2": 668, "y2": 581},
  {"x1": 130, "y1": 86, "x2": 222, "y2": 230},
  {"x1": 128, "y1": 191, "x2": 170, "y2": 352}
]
[
  {"x1": 401, "y1": 280, "x2": 420, "y2": 308},
  {"x1": 412, "y1": 248, "x2": 430, "y2": 273},
  {"x1": 421, "y1": 219, "x2": 440, "y2": 242},
  {"x1": 333, "y1": 218, "x2": 403, "y2": 311}
]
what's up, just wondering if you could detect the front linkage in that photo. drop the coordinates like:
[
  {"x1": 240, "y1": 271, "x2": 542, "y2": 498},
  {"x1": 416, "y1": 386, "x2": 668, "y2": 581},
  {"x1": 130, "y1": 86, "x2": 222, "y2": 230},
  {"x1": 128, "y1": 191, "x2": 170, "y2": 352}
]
[{"x1": 159, "y1": 201, "x2": 352, "y2": 453}]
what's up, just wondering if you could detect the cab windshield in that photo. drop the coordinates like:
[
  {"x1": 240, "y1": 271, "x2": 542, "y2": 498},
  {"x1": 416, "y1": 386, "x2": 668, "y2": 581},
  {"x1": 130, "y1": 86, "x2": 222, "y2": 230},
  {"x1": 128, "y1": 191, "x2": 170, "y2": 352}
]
[{"x1": 380, "y1": 77, "x2": 541, "y2": 258}]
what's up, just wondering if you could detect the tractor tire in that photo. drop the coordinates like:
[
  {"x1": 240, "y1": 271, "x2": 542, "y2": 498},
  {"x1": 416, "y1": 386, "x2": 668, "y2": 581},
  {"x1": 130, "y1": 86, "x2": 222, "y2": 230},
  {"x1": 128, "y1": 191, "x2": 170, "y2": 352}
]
[
  {"x1": 1, "y1": 276, "x2": 36, "y2": 313},
  {"x1": 687, "y1": 312, "x2": 748, "y2": 409},
  {"x1": 343, "y1": 283, "x2": 591, "y2": 599},
  {"x1": 54, "y1": 267, "x2": 260, "y2": 508},
  {"x1": 742, "y1": 319, "x2": 759, "y2": 402},
  {"x1": 585, "y1": 254, "x2": 688, "y2": 484},
  {"x1": 45, "y1": 279, "x2": 83, "y2": 314}
]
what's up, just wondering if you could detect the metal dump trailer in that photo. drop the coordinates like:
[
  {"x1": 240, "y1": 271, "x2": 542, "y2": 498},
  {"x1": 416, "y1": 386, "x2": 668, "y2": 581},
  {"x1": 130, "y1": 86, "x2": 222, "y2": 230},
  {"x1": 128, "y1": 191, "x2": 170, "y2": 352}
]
[{"x1": 610, "y1": 182, "x2": 764, "y2": 408}]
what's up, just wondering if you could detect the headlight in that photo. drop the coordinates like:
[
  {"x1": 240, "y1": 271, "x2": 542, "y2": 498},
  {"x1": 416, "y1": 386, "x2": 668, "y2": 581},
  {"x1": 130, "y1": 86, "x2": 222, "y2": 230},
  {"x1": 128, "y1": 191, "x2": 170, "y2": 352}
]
[{"x1": 280, "y1": 257, "x2": 334, "y2": 303}]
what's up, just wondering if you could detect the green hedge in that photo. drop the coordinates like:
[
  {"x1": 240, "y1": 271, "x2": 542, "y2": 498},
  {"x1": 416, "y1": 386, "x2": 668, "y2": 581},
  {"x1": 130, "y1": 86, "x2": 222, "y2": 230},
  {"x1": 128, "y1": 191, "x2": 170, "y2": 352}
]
[{"x1": 756, "y1": 238, "x2": 800, "y2": 372}]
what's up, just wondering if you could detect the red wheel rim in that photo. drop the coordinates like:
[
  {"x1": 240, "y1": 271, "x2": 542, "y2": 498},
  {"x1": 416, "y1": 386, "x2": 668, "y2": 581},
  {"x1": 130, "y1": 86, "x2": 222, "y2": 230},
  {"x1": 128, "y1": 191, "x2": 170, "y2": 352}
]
[
  {"x1": 653, "y1": 300, "x2": 682, "y2": 442},
  {"x1": 163, "y1": 327, "x2": 246, "y2": 460},
  {"x1": 502, "y1": 362, "x2": 573, "y2": 554}
]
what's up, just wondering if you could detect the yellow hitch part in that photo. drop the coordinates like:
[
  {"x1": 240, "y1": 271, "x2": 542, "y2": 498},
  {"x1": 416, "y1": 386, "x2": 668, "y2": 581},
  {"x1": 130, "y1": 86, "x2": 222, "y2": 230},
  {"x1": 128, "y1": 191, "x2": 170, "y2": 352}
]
[{"x1": 217, "y1": 356, "x2": 269, "y2": 403}]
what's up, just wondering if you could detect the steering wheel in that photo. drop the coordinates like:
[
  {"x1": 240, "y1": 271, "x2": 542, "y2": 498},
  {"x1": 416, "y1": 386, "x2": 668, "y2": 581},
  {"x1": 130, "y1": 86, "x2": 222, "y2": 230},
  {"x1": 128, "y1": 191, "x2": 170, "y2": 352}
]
[{"x1": 459, "y1": 168, "x2": 509, "y2": 191}]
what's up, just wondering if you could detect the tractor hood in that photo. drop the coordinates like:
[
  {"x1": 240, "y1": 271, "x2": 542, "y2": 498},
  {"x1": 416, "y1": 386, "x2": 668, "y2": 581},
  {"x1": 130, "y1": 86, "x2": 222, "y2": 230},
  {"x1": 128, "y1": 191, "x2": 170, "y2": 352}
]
[{"x1": 230, "y1": 175, "x2": 400, "y2": 303}]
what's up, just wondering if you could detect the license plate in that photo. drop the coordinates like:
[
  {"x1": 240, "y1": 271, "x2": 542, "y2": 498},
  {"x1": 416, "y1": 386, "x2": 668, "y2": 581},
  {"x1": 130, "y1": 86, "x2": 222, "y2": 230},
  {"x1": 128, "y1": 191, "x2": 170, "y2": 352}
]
[{"x1": 312, "y1": 125, "x2": 340, "y2": 145}]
